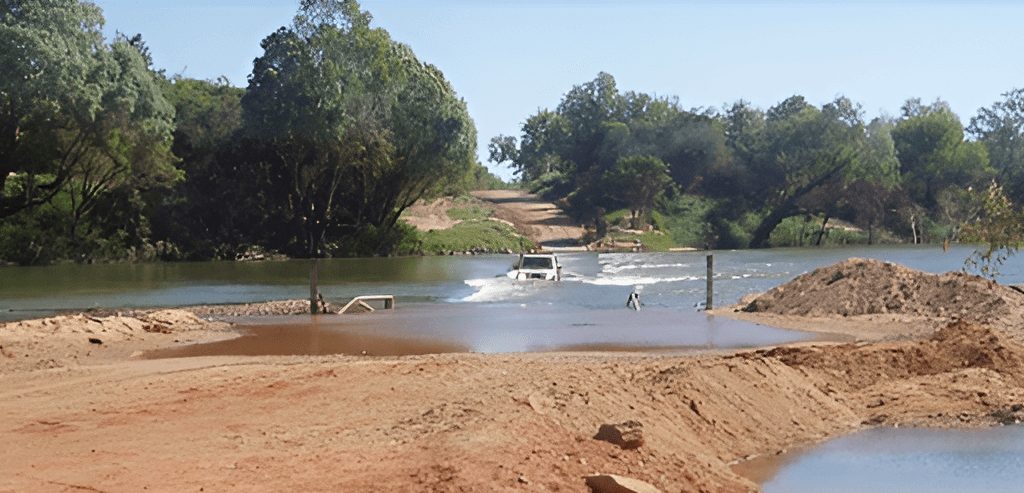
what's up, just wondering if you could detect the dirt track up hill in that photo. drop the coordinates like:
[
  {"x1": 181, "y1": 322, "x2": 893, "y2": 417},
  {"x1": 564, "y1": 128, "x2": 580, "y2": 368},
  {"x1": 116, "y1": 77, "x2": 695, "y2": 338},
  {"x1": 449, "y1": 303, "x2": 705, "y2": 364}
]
[{"x1": 471, "y1": 190, "x2": 586, "y2": 248}]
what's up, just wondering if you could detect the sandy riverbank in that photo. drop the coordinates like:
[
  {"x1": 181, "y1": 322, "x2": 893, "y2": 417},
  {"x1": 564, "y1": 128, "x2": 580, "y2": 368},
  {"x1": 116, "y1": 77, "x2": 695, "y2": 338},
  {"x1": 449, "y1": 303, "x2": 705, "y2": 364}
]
[{"x1": 3, "y1": 258, "x2": 1024, "y2": 492}]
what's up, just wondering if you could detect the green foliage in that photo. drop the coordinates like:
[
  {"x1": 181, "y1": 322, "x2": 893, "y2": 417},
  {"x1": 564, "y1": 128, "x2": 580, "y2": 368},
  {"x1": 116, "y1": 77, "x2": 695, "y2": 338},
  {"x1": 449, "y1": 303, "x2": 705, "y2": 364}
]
[
  {"x1": 768, "y1": 216, "x2": 869, "y2": 247},
  {"x1": 329, "y1": 222, "x2": 422, "y2": 257},
  {"x1": 446, "y1": 203, "x2": 492, "y2": 221},
  {"x1": 530, "y1": 171, "x2": 573, "y2": 199},
  {"x1": 708, "y1": 212, "x2": 762, "y2": 249},
  {"x1": 969, "y1": 89, "x2": 1024, "y2": 203},
  {"x1": 461, "y1": 163, "x2": 507, "y2": 191},
  {"x1": 148, "y1": 77, "x2": 247, "y2": 260},
  {"x1": 893, "y1": 100, "x2": 994, "y2": 210},
  {"x1": 603, "y1": 155, "x2": 672, "y2": 228},
  {"x1": 0, "y1": 203, "x2": 70, "y2": 265},
  {"x1": 655, "y1": 194, "x2": 716, "y2": 247},
  {"x1": 416, "y1": 221, "x2": 533, "y2": 255},
  {"x1": 9, "y1": 2, "x2": 1024, "y2": 264},
  {"x1": 961, "y1": 183, "x2": 1024, "y2": 277},
  {"x1": 0, "y1": 2, "x2": 178, "y2": 220},
  {"x1": 242, "y1": 0, "x2": 476, "y2": 257}
]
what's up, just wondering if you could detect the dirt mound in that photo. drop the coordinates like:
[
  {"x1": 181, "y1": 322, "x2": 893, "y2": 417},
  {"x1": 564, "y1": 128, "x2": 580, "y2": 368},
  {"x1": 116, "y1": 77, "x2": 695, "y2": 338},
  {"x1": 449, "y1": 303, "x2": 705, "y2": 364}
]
[
  {"x1": 761, "y1": 320, "x2": 1024, "y2": 391},
  {"x1": 743, "y1": 258, "x2": 1024, "y2": 329},
  {"x1": 0, "y1": 310, "x2": 228, "y2": 372}
]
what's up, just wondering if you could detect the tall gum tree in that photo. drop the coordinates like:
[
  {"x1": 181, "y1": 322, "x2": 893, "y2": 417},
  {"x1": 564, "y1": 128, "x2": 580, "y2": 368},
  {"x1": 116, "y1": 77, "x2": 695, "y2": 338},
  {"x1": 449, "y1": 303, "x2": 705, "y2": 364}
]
[
  {"x1": 242, "y1": 0, "x2": 474, "y2": 257},
  {"x1": 0, "y1": 0, "x2": 107, "y2": 216}
]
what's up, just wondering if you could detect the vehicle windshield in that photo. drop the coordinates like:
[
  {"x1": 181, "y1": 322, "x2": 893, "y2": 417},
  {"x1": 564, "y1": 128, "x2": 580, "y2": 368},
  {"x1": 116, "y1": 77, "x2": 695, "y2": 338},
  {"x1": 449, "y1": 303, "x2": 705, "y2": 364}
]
[{"x1": 520, "y1": 257, "x2": 554, "y2": 269}]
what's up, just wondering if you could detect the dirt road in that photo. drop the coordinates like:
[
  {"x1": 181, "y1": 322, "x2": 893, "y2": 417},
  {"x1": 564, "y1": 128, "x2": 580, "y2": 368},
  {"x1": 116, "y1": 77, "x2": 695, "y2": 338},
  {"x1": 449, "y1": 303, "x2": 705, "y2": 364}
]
[{"x1": 471, "y1": 190, "x2": 586, "y2": 249}]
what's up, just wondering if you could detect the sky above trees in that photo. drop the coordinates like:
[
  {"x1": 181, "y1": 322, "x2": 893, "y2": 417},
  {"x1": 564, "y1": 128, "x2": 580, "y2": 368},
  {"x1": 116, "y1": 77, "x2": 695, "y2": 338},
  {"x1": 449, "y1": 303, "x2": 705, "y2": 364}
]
[{"x1": 94, "y1": 0, "x2": 1024, "y2": 180}]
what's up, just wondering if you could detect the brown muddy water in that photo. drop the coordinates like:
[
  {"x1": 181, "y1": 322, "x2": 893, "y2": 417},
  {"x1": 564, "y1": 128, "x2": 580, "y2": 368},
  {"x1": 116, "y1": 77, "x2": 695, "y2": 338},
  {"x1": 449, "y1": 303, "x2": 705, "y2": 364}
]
[
  {"x1": 147, "y1": 303, "x2": 808, "y2": 358},
  {"x1": 733, "y1": 426, "x2": 1024, "y2": 493}
]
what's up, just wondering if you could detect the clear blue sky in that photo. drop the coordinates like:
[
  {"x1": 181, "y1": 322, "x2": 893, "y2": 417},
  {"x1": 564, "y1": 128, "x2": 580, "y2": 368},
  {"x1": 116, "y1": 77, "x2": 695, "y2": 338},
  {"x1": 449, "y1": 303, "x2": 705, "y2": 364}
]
[{"x1": 94, "y1": 0, "x2": 1024, "y2": 180}]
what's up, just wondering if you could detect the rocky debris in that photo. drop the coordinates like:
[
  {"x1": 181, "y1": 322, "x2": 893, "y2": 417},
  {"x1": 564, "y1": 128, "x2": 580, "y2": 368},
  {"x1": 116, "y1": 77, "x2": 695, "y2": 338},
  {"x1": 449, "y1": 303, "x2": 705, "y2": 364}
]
[
  {"x1": 989, "y1": 403, "x2": 1024, "y2": 425},
  {"x1": 742, "y1": 258, "x2": 1024, "y2": 330},
  {"x1": 187, "y1": 300, "x2": 323, "y2": 317},
  {"x1": 584, "y1": 474, "x2": 662, "y2": 493},
  {"x1": 593, "y1": 420, "x2": 644, "y2": 449}
]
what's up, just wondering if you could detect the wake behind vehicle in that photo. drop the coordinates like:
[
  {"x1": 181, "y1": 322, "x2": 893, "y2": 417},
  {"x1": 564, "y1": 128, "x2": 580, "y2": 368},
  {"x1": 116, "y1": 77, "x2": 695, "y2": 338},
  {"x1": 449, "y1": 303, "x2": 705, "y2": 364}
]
[{"x1": 506, "y1": 253, "x2": 562, "y2": 281}]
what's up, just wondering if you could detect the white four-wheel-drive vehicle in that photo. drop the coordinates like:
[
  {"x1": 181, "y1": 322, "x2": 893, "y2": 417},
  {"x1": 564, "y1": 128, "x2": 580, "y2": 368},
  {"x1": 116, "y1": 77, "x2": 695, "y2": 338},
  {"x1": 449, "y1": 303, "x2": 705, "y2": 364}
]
[{"x1": 506, "y1": 253, "x2": 561, "y2": 281}]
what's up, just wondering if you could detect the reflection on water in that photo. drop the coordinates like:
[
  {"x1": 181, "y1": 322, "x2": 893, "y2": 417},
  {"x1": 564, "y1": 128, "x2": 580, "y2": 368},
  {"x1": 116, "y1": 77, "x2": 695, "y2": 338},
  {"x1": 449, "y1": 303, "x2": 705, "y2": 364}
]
[
  {"x1": 147, "y1": 303, "x2": 807, "y2": 357},
  {"x1": 738, "y1": 426, "x2": 1024, "y2": 493},
  {"x1": 3, "y1": 245, "x2": 1023, "y2": 322}
]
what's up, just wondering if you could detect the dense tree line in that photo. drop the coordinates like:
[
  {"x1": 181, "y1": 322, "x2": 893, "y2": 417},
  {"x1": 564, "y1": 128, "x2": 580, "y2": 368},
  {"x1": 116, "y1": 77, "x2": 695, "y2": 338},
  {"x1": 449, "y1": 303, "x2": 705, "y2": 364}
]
[
  {"x1": 491, "y1": 73, "x2": 1024, "y2": 249},
  {"x1": 0, "y1": 0, "x2": 496, "y2": 264},
  {"x1": 5, "y1": 1, "x2": 1022, "y2": 265}
]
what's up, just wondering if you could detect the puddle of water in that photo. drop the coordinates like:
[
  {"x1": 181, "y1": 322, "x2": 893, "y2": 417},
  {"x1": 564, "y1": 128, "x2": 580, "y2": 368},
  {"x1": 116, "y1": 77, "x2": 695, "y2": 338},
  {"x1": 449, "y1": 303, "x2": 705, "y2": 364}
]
[
  {"x1": 148, "y1": 303, "x2": 807, "y2": 358},
  {"x1": 735, "y1": 426, "x2": 1024, "y2": 493}
]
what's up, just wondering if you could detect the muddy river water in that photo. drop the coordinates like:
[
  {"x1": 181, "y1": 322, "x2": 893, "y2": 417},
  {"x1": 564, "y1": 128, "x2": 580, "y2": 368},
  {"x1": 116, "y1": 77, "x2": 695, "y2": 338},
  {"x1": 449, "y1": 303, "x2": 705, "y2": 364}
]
[
  {"x1": 146, "y1": 304, "x2": 806, "y2": 357},
  {"x1": 4, "y1": 245, "x2": 1022, "y2": 321},
  {"x1": 736, "y1": 426, "x2": 1024, "y2": 493}
]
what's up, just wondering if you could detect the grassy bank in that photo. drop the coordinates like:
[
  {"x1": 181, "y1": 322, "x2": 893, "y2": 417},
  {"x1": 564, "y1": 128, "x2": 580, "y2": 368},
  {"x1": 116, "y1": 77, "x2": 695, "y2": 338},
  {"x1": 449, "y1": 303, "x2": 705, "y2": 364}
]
[{"x1": 415, "y1": 220, "x2": 534, "y2": 254}]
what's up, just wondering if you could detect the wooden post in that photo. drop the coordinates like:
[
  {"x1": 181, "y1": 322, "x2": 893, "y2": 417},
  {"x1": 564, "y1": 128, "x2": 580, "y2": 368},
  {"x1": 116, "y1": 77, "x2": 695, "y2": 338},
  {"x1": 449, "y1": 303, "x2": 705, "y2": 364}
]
[
  {"x1": 310, "y1": 258, "x2": 320, "y2": 315},
  {"x1": 705, "y1": 253, "x2": 713, "y2": 311}
]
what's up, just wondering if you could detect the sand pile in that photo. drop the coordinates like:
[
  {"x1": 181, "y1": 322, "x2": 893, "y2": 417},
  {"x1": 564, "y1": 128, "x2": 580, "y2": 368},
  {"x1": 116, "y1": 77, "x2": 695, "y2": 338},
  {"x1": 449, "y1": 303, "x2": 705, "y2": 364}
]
[
  {"x1": 761, "y1": 320, "x2": 1023, "y2": 391},
  {"x1": 0, "y1": 309, "x2": 228, "y2": 372},
  {"x1": 742, "y1": 258, "x2": 1024, "y2": 330}
]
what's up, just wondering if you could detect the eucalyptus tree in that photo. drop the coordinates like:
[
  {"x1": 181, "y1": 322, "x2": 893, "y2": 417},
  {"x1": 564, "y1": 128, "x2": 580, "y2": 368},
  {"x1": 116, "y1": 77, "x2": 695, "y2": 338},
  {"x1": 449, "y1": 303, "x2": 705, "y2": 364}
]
[
  {"x1": 63, "y1": 36, "x2": 178, "y2": 243},
  {"x1": 0, "y1": 0, "x2": 109, "y2": 216},
  {"x1": 1, "y1": 0, "x2": 177, "y2": 257},
  {"x1": 604, "y1": 155, "x2": 671, "y2": 229},
  {"x1": 743, "y1": 96, "x2": 898, "y2": 248},
  {"x1": 490, "y1": 73, "x2": 726, "y2": 220},
  {"x1": 242, "y1": 0, "x2": 475, "y2": 256},
  {"x1": 892, "y1": 99, "x2": 992, "y2": 213},
  {"x1": 969, "y1": 89, "x2": 1024, "y2": 202}
]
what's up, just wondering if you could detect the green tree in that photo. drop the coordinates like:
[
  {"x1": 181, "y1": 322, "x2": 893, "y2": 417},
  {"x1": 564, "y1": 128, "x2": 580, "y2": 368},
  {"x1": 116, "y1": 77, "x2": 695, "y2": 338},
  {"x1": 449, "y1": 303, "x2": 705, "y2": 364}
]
[
  {"x1": 63, "y1": 36, "x2": 179, "y2": 244},
  {"x1": 604, "y1": 155, "x2": 671, "y2": 229},
  {"x1": 744, "y1": 96, "x2": 874, "y2": 248},
  {"x1": 961, "y1": 182, "x2": 1024, "y2": 277},
  {"x1": 892, "y1": 99, "x2": 992, "y2": 212},
  {"x1": 149, "y1": 77, "x2": 247, "y2": 259},
  {"x1": 1, "y1": 2, "x2": 178, "y2": 263},
  {"x1": 0, "y1": 0, "x2": 108, "y2": 216},
  {"x1": 969, "y1": 89, "x2": 1024, "y2": 203},
  {"x1": 242, "y1": 0, "x2": 475, "y2": 257}
]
